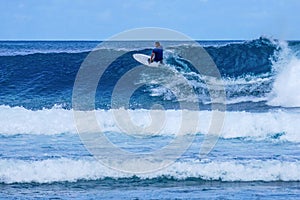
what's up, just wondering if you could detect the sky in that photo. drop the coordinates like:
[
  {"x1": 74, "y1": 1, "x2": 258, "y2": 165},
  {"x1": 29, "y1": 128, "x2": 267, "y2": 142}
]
[{"x1": 0, "y1": 0, "x2": 299, "y2": 40}]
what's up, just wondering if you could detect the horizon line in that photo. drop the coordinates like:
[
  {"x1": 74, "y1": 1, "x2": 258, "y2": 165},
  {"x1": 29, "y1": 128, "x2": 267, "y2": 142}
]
[{"x1": 0, "y1": 38, "x2": 299, "y2": 42}]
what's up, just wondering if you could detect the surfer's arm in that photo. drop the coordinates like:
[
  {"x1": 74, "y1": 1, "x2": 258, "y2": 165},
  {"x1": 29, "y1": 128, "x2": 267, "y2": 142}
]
[{"x1": 150, "y1": 52, "x2": 155, "y2": 62}]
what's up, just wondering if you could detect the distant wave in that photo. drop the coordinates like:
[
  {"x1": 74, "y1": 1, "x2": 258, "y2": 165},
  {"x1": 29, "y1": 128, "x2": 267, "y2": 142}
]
[
  {"x1": 0, "y1": 41, "x2": 98, "y2": 56},
  {"x1": 1, "y1": 158, "x2": 300, "y2": 183}
]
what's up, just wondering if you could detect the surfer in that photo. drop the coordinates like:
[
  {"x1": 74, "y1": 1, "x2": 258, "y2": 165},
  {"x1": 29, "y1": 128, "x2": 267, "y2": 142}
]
[{"x1": 148, "y1": 41, "x2": 163, "y2": 64}]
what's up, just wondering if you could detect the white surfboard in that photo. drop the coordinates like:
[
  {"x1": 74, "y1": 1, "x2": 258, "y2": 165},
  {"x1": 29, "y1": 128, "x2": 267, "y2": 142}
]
[{"x1": 133, "y1": 53, "x2": 161, "y2": 67}]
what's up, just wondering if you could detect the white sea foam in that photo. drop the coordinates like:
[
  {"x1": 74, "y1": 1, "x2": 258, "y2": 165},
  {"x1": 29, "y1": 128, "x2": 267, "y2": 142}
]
[
  {"x1": 0, "y1": 105, "x2": 76, "y2": 135},
  {"x1": 0, "y1": 158, "x2": 299, "y2": 183},
  {"x1": 267, "y1": 40, "x2": 300, "y2": 107},
  {"x1": 268, "y1": 57, "x2": 300, "y2": 107},
  {"x1": 1, "y1": 105, "x2": 300, "y2": 142}
]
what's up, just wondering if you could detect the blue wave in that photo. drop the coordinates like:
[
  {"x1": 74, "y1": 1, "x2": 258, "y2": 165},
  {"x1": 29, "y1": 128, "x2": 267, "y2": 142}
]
[
  {"x1": 206, "y1": 37, "x2": 280, "y2": 76},
  {"x1": 0, "y1": 38, "x2": 298, "y2": 110}
]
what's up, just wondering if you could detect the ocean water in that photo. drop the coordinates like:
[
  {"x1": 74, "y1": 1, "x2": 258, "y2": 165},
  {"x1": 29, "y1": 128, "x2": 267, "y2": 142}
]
[{"x1": 0, "y1": 38, "x2": 300, "y2": 199}]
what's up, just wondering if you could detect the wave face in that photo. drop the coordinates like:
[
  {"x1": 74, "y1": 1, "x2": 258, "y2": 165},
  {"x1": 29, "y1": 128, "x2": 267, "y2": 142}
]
[
  {"x1": 1, "y1": 38, "x2": 299, "y2": 110},
  {"x1": 205, "y1": 37, "x2": 279, "y2": 77}
]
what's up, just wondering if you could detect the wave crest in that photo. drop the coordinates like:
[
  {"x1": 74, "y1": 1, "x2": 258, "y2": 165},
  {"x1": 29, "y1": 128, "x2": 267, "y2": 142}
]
[
  {"x1": 1, "y1": 158, "x2": 300, "y2": 183},
  {"x1": 0, "y1": 105, "x2": 300, "y2": 142}
]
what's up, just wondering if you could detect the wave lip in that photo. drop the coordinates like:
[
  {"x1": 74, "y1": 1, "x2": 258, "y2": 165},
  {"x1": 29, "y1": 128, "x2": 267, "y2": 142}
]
[{"x1": 1, "y1": 158, "x2": 300, "y2": 184}]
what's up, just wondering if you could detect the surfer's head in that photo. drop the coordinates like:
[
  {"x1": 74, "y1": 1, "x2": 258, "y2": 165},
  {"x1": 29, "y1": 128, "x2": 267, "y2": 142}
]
[{"x1": 155, "y1": 41, "x2": 160, "y2": 47}]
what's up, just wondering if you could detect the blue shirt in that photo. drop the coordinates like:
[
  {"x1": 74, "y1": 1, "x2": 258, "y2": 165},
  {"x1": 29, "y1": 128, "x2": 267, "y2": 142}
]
[{"x1": 152, "y1": 47, "x2": 163, "y2": 62}]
